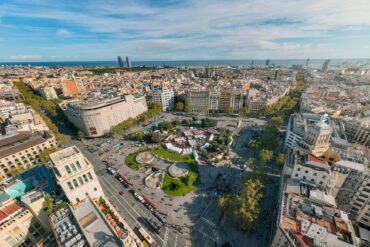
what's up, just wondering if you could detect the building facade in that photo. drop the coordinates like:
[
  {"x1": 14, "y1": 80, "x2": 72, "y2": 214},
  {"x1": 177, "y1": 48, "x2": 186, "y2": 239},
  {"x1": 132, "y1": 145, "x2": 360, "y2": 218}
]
[
  {"x1": 64, "y1": 94, "x2": 147, "y2": 137},
  {"x1": 0, "y1": 131, "x2": 56, "y2": 179},
  {"x1": 150, "y1": 88, "x2": 174, "y2": 111},
  {"x1": 185, "y1": 90, "x2": 209, "y2": 113},
  {"x1": 0, "y1": 198, "x2": 52, "y2": 247},
  {"x1": 49, "y1": 146, "x2": 105, "y2": 205},
  {"x1": 343, "y1": 119, "x2": 370, "y2": 147}
]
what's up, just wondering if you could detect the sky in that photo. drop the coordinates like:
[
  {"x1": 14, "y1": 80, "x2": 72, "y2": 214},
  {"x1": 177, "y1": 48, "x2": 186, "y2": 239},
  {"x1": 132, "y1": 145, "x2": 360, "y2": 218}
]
[{"x1": 1, "y1": 0, "x2": 370, "y2": 61}]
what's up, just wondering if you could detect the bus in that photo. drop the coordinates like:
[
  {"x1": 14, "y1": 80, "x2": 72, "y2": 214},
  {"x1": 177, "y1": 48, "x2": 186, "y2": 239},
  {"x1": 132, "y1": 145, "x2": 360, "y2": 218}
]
[{"x1": 138, "y1": 227, "x2": 156, "y2": 247}]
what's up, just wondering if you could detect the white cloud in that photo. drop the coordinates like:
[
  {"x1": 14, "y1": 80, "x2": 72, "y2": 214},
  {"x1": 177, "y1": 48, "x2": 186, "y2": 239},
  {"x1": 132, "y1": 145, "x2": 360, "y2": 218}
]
[
  {"x1": 1, "y1": 0, "x2": 370, "y2": 59},
  {"x1": 9, "y1": 55, "x2": 42, "y2": 60},
  {"x1": 56, "y1": 28, "x2": 72, "y2": 37}
]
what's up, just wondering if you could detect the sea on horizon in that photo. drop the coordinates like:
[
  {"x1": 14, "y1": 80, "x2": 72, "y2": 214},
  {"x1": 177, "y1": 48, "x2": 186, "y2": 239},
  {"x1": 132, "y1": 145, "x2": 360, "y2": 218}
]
[{"x1": 0, "y1": 59, "x2": 369, "y2": 68}]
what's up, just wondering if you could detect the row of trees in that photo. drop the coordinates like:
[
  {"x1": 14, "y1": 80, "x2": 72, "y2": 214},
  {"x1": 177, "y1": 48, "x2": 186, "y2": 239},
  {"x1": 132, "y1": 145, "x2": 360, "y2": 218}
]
[
  {"x1": 110, "y1": 103, "x2": 163, "y2": 135},
  {"x1": 268, "y1": 71, "x2": 306, "y2": 115},
  {"x1": 14, "y1": 80, "x2": 69, "y2": 142},
  {"x1": 219, "y1": 178, "x2": 264, "y2": 231},
  {"x1": 175, "y1": 102, "x2": 249, "y2": 115}
]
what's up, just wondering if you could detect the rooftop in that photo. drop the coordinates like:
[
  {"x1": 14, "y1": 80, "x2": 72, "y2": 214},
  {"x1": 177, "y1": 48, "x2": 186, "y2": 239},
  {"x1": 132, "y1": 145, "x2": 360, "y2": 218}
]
[
  {"x1": 51, "y1": 207, "x2": 88, "y2": 247},
  {"x1": 0, "y1": 131, "x2": 53, "y2": 159},
  {"x1": 50, "y1": 146, "x2": 81, "y2": 164},
  {"x1": 72, "y1": 198, "x2": 121, "y2": 247}
]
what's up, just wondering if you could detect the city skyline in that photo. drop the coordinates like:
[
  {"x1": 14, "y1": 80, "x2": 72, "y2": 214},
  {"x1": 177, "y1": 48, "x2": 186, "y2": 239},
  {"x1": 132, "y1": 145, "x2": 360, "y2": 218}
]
[{"x1": 1, "y1": 0, "x2": 370, "y2": 62}]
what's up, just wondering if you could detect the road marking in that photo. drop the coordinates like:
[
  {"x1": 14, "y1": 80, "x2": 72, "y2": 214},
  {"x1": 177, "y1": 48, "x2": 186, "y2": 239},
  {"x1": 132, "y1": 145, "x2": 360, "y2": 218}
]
[
  {"x1": 174, "y1": 233, "x2": 178, "y2": 247},
  {"x1": 193, "y1": 228, "x2": 216, "y2": 242},
  {"x1": 200, "y1": 217, "x2": 215, "y2": 227},
  {"x1": 163, "y1": 226, "x2": 169, "y2": 247},
  {"x1": 99, "y1": 176, "x2": 165, "y2": 244}
]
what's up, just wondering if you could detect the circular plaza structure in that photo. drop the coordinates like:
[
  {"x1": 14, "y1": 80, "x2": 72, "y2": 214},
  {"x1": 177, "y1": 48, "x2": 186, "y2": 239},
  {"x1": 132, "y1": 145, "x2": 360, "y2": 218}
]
[
  {"x1": 135, "y1": 152, "x2": 155, "y2": 164},
  {"x1": 168, "y1": 163, "x2": 189, "y2": 178}
]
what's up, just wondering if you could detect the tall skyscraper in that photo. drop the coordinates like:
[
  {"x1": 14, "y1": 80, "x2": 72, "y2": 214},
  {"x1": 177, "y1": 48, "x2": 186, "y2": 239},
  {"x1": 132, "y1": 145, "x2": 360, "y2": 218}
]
[
  {"x1": 321, "y1": 59, "x2": 331, "y2": 72},
  {"x1": 126, "y1": 56, "x2": 132, "y2": 68},
  {"x1": 251, "y1": 60, "x2": 254, "y2": 67},
  {"x1": 266, "y1": 58, "x2": 270, "y2": 66},
  {"x1": 274, "y1": 69, "x2": 278, "y2": 80},
  {"x1": 117, "y1": 56, "x2": 123, "y2": 67},
  {"x1": 306, "y1": 58, "x2": 310, "y2": 67}
]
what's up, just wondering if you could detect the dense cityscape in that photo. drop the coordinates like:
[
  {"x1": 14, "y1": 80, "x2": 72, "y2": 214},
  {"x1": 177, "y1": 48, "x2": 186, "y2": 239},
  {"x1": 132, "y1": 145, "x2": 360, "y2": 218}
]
[
  {"x1": 1, "y1": 0, "x2": 370, "y2": 246},
  {"x1": 0, "y1": 57, "x2": 368, "y2": 247}
]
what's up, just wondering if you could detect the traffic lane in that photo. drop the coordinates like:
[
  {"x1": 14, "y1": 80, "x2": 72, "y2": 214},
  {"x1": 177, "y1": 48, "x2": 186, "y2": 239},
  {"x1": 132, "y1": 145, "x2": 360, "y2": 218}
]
[
  {"x1": 100, "y1": 171, "x2": 185, "y2": 247},
  {"x1": 98, "y1": 173, "x2": 168, "y2": 246}
]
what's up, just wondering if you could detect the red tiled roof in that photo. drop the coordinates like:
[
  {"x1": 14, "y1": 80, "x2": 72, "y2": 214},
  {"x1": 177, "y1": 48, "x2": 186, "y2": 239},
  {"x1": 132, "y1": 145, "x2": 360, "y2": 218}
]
[
  {"x1": 0, "y1": 201, "x2": 22, "y2": 221},
  {"x1": 307, "y1": 154, "x2": 327, "y2": 165}
]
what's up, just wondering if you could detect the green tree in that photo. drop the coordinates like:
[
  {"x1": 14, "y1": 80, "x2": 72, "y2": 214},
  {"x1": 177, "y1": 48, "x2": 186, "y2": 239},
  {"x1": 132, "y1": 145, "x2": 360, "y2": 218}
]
[
  {"x1": 200, "y1": 106, "x2": 208, "y2": 113},
  {"x1": 175, "y1": 102, "x2": 185, "y2": 111},
  {"x1": 225, "y1": 106, "x2": 233, "y2": 114},
  {"x1": 40, "y1": 147, "x2": 61, "y2": 163},
  {"x1": 148, "y1": 132, "x2": 165, "y2": 143},
  {"x1": 218, "y1": 178, "x2": 264, "y2": 231},
  {"x1": 77, "y1": 130, "x2": 85, "y2": 141},
  {"x1": 259, "y1": 149, "x2": 274, "y2": 162},
  {"x1": 185, "y1": 104, "x2": 193, "y2": 113},
  {"x1": 276, "y1": 153, "x2": 286, "y2": 166},
  {"x1": 241, "y1": 106, "x2": 249, "y2": 114},
  {"x1": 44, "y1": 194, "x2": 54, "y2": 215},
  {"x1": 269, "y1": 117, "x2": 283, "y2": 127}
]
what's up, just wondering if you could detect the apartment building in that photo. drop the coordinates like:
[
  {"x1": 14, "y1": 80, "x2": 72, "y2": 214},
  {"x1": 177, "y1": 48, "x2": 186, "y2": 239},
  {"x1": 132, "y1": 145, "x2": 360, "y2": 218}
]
[
  {"x1": 0, "y1": 197, "x2": 52, "y2": 247},
  {"x1": 185, "y1": 90, "x2": 209, "y2": 113},
  {"x1": 0, "y1": 131, "x2": 56, "y2": 179},
  {"x1": 49, "y1": 146, "x2": 104, "y2": 205},
  {"x1": 148, "y1": 87, "x2": 174, "y2": 111},
  {"x1": 272, "y1": 191, "x2": 359, "y2": 247},
  {"x1": 37, "y1": 87, "x2": 58, "y2": 100},
  {"x1": 290, "y1": 153, "x2": 331, "y2": 189},
  {"x1": 208, "y1": 89, "x2": 220, "y2": 112},
  {"x1": 343, "y1": 118, "x2": 370, "y2": 147},
  {"x1": 219, "y1": 90, "x2": 244, "y2": 113}
]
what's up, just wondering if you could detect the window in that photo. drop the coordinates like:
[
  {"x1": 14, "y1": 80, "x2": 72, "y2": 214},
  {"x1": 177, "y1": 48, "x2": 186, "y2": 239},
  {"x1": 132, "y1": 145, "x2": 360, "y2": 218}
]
[
  {"x1": 70, "y1": 163, "x2": 77, "y2": 172},
  {"x1": 83, "y1": 174, "x2": 88, "y2": 182},
  {"x1": 76, "y1": 198, "x2": 80, "y2": 203},
  {"x1": 305, "y1": 170, "x2": 308, "y2": 174},
  {"x1": 65, "y1": 165, "x2": 71, "y2": 174},
  {"x1": 76, "y1": 161, "x2": 81, "y2": 169},
  {"x1": 311, "y1": 179, "x2": 315, "y2": 182},
  {"x1": 78, "y1": 177, "x2": 84, "y2": 185},
  {"x1": 72, "y1": 179, "x2": 78, "y2": 187},
  {"x1": 295, "y1": 174, "x2": 298, "y2": 177},
  {"x1": 67, "y1": 182, "x2": 73, "y2": 190},
  {"x1": 87, "y1": 172, "x2": 93, "y2": 180},
  {"x1": 303, "y1": 176, "x2": 306, "y2": 179},
  {"x1": 319, "y1": 181, "x2": 323, "y2": 185},
  {"x1": 313, "y1": 173, "x2": 317, "y2": 176},
  {"x1": 297, "y1": 168, "x2": 301, "y2": 171},
  {"x1": 322, "y1": 175, "x2": 326, "y2": 179},
  {"x1": 94, "y1": 187, "x2": 97, "y2": 191}
]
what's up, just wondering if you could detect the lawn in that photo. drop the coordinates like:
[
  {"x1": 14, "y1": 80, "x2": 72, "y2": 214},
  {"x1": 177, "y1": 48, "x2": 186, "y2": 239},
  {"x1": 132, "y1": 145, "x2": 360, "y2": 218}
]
[
  {"x1": 124, "y1": 151, "x2": 144, "y2": 170},
  {"x1": 125, "y1": 145, "x2": 199, "y2": 196},
  {"x1": 148, "y1": 146, "x2": 194, "y2": 164},
  {"x1": 162, "y1": 171, "x2": 198, "y2": 196},
  {"x1": 125, "y1": 145, "x2": 194, "y2": 170}
]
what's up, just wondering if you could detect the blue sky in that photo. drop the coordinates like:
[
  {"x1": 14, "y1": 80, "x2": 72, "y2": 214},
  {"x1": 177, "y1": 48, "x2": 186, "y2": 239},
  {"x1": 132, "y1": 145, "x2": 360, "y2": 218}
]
[{"x1": 1, "y1": 0, "x2": 370, "y2": 61}]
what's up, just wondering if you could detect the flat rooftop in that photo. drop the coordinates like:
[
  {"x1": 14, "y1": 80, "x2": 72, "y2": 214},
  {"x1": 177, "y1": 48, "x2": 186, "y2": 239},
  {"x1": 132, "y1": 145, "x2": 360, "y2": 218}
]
[
  {"x1": 51, "y1": 207, "x2": 88, "y2": 247},
  {"x1": 72, "y1": 198, "x2": 121, "y2": 247},
  {"x1": 50, "y1": 146, "x2": 81, "y2": 164}
]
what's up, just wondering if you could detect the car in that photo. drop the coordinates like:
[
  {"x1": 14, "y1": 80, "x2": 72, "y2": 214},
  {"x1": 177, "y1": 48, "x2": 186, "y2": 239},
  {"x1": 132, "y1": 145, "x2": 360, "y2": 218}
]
[{"x1": 119, "y1": 191, "x2": 124, "y2": 196}]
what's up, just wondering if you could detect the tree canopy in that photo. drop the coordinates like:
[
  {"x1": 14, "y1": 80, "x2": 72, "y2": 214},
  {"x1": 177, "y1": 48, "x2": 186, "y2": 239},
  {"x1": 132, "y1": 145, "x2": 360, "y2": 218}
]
[{"x1": 219, "y1": 178, "x2": 264, "y2": 231}]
